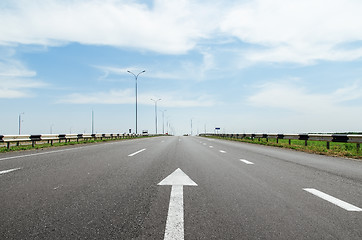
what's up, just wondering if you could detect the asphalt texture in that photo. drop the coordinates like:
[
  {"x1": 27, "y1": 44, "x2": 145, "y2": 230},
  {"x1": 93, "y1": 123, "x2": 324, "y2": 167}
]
[{"x1": 1, "y1": 136, "x2": 362, "y2": 239}]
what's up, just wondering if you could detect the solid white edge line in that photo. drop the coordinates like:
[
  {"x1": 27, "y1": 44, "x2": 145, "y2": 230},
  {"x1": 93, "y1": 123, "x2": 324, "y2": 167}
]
[
  {"x1": 0, "y1": 168, "x2": 21, "y2": 175},
  {"x1": 240, "y1": 159, "x2": 254, "y2": 165},
  {"x1": 128, "y1": 148, "x2": 146, "y2": 157},
  {"x1": 0, "y1": 148, "x2": 83, "y2": 161},
  {"x1": 0, "y1": 140, "x2": 124, "y2": 162},
  {"x1": 303, "y1": 188, "x2": 362, "y2": 212},
  {"x1": 0, "y1": 140, "x2": 140, "y2": 162},
  {"x1": 219, "y1": 150, "x2": 226, "y2": 153}
]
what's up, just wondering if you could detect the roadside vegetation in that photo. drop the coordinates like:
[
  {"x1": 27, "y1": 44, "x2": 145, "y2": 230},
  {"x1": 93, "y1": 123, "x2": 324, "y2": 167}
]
[
  {"x1": 205, "y1": 136, "x2": 362, "y2": 160},
  {"x1": 0, "y1": 136, "x2": 153, "y2": 153}
]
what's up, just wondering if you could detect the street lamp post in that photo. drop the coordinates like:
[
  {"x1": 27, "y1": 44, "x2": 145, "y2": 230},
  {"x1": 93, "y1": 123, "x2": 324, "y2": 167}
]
[
  {"x1": 151, "y1": 98, "x2": 161, "y2": 134},
  {"x1": 190, "y1": 118, "x2": 193, "y2": 136},
  {"x1": 91, "y1": 109, "x2": 94, "y2": 135},
  {"x1": 160, "y1": 109, "x2": 167, "y2": 134},
  {"x1": 127, "y1": 70, "x2": 146, "y2": 134},
  {"x1": 18, "y1": 112, "x2": 24, "y2": 135}
]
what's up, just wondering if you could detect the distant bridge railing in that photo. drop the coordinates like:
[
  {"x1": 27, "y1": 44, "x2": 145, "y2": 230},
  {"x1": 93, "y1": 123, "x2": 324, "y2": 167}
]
[
  {"x1": 199, "y1": 133, "x2": 362, "y2": 153},
  {"x1": 0, "y1": 133, "x2": 153, "y2": 149}
]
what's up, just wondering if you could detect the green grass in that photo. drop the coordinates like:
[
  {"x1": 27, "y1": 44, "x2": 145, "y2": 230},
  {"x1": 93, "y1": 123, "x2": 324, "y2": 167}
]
[
  {"x1": 205, "y1": 136, "x2": 362, "y2": 160},
  {"x1": 0, "y1": 136, "x2": 153, "y2": 153}
]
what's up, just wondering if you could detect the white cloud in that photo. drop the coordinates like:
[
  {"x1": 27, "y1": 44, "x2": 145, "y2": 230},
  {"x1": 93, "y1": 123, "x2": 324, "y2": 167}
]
[
  {"x1": 0, "y1": 60, "x2": 45, "y2": 98},
  {"x1": 95, "y1": 66, "x2": 182, "y2": 81},
  {"x1": 247, "y1": 80, "x2": 362, "y2": 113},
  {"x1": 180, "y1": 50, "x2": 217, "y2": 81},
  {"x1": 0, "y1": 87, "x2": 27, "y2": 98},
  {"x1": 95, "y1": 51, "x2": 218, "y2": 82},
  {"x1": 2, "y1": 0, "x2": 362, "y2": 64},
  {"x1": 0, "y1": 78, "x2": 46, "y2": 98},
  {"x1": 58, "y1": 88, "x2": 217, "y2": 107},
  {"x1": 0, "y1": 0, "x2": 221, "y2": 54},
  {"x1": 334, "y1": 82, "x2": 362, "y2": 102},
  {"x1": 221, "y1": 0, "x2": 362, "y2": 64},
  {"x1": 245, "y1": 80, "x2": 362, "y2": 132},
  {"x1": 0, "y1": 60, "x2": 36, "y2": 78},
  {"x1": 0, "y1": 0, "x2": 362, "y2": 68}
]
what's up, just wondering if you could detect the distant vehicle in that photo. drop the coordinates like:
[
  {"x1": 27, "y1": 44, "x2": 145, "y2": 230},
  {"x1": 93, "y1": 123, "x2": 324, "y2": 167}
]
[
  {"x1": 142, "y1": 130, "x2": 148, "y2": 136},
  {"x1": 183, "y1": 134, "x2": 189, "y2": 136}
]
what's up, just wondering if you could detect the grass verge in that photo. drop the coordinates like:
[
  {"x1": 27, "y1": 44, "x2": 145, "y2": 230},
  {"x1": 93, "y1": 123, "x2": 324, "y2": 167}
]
[
  {"x1": 205, "y1": 136, "x2": 362, "y2": 160},
  {"x1": 0, "y1": 136, "x2": 152, "y2": 153}
]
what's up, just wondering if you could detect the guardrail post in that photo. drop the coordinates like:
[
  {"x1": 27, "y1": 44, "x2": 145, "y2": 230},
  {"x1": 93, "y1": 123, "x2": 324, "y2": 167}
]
[
  {"x1": 357, "y1": 143, "x2": 360, "y2": 154},
  {"x1": 326, "y1": 142, "x2": 330, "y2": 150},
  {"x1": 32, "y1": 141, "x2": 35, "y2": 147},
  {"x1": 51, "y1": 140, "x2": 53, "y2": 146},
  {"x1": 276, "y1": 138, "x2": 279, "y2": 144},
  {"x1": 289, "y1": 139, "x2": 291, "y2": 145},
  {"x1": 305, "y1": 140, "x2": 308, "y2": 146},
  {"x1": 7, "y1": 142, "x2": 10, "y2": 149}
]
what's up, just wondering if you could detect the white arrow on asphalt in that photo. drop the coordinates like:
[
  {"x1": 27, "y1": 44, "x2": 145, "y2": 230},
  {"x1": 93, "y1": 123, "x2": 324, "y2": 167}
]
[{"x1": 158, "y1": 168, "x2": 198, "y2": 240}]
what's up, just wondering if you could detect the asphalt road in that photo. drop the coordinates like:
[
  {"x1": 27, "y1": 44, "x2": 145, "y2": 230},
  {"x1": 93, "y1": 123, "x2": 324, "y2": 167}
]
[{"x1": 1, "y1": 136, "x2": 362, "y2": 239}]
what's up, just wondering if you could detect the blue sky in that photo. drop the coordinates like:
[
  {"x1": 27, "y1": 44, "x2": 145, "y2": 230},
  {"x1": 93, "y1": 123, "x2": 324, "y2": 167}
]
[{"x1": 1, "y1": 0, "x2": 362, "y2": 135}]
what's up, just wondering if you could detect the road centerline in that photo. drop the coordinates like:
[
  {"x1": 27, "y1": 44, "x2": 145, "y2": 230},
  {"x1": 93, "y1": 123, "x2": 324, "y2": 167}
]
[
  {"x1": 303, "y1": 188, "x2": 362, "y2": 212},
  {"x1": 128, "y1": 148, "x2": 146, "y2": 157}
]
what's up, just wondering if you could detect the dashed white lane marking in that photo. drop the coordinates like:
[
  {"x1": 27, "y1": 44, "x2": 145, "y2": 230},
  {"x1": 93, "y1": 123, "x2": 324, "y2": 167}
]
[
  {"x1": 303, "y1": 188, "x2": 362, "y2": 212},
  {"x1": 240, "y1": 159, "x2": 254, "y2": 165},
  {"x1": 219, "y1": 150, "x2": 226, "y2": 153},
  {"x1": 0, "y1": 168, "x2": 21, "y2": 175},
  {"x1": 128, "y1": 148, "x2": 146, "y2": 157},
  {"x1": 209, "y1": 146, "x2": 214, "y2": 148}
]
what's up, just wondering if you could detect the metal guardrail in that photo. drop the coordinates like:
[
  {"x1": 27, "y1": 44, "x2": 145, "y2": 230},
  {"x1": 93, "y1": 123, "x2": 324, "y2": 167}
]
[
  {"x1": 199, "y1": 133, "x2": 362, "y2": 152},
  {"x1": 0, "y1": 133, "x2": 146, "y2": 149}
]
